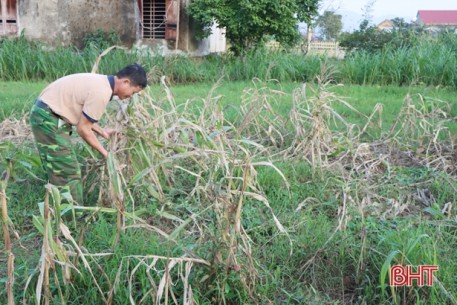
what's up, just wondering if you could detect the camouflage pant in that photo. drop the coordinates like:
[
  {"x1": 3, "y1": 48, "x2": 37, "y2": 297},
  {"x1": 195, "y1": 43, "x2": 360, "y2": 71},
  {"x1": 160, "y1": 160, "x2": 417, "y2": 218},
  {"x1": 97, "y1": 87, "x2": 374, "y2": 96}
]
[{"x1": 30, "y1": 101, "x2": 84, "y2": 205}]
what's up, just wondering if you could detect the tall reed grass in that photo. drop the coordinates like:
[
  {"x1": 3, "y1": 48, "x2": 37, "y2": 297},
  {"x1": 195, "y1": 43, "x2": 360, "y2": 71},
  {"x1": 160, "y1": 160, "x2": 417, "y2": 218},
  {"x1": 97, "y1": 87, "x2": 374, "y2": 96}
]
[
  {"x1": 2, "y1": 32, "x2": 456, "y2": 88},
  {"x1": 341, "y1": 35, "x2": 457, "y2": 87}
]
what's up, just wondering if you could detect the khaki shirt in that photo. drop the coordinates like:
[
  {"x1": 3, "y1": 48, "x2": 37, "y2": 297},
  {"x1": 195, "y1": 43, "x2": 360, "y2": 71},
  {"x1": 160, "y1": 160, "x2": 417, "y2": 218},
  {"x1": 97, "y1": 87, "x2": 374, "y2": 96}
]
[{"x1": 39, "y1": 73, "x2": 113, "y2": 125}]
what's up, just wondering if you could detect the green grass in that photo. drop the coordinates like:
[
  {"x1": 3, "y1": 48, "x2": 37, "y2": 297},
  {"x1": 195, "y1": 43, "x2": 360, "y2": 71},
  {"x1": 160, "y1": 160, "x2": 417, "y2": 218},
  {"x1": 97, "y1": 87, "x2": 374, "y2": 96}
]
[
  {"x1": 6, "y1": 79, "x2": 456, "y2": 132},
  {"x1": 2, "y1": 80, "x2": 457, "y2": 304},
  {"x1": 0, "y1": 81, "x2": 47, "y2": 120},
  {"x1": 330, "y1": 84, "x2": 457, "y2": 136}
]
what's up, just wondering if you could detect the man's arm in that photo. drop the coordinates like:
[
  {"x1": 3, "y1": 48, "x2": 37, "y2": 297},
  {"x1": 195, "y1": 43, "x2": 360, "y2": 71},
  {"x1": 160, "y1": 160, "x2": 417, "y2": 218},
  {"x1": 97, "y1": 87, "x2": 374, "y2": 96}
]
[
  {"x1": 91, "y1": 123, "x2": 111, "y2": 139},
  {"x1": 77, "y1": 116, "x2": 109, "y2": 158}
]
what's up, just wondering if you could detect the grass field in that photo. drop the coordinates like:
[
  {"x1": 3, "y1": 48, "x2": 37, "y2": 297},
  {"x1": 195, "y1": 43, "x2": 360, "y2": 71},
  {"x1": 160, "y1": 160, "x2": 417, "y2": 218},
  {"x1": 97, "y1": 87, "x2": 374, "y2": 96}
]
[
  {"x1": 2, "y1": 79, "x2": 456, "y2": 126},
  {"x1": 1, "y1": 79, "x2": 457, "y2": 304}
]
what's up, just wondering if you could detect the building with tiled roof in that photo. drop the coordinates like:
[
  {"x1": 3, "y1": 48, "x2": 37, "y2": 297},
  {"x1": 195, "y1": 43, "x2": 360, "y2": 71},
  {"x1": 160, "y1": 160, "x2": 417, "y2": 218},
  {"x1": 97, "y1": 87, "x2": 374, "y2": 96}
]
[
  {"x1": 416, "y1": 10, "x2": 457, "y2": 26},
  {"x1": 377, "y1": 19, "x2": 394, "y2": 31}
]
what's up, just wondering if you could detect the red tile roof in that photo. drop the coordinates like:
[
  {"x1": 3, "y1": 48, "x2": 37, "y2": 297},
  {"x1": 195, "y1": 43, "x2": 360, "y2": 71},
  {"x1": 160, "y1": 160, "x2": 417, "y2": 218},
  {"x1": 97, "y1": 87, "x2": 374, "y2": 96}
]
[{"x1": 417, "y1": 10, "x2": 457, "y2": 25}]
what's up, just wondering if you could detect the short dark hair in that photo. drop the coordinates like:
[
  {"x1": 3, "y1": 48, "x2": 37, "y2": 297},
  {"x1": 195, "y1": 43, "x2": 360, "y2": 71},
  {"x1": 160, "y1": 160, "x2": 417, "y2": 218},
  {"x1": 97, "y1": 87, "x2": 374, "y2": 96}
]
[{"x1": 116, "y1": 63, "x2": 148, "y2": 88}]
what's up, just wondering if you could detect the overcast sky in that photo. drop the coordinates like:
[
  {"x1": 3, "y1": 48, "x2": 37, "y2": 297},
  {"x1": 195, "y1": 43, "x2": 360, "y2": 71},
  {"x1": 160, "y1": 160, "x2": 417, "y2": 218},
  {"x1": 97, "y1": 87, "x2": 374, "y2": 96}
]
[{"x1": 319, "y1": 0, "x2": 456, "y2": 31}]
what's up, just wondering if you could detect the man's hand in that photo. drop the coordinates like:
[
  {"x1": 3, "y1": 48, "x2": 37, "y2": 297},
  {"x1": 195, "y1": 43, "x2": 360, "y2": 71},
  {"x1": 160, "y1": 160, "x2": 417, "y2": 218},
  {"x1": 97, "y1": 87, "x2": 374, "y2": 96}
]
[
  {"x1": 91, "y1": 124, "x2": 116, "y2": 140},
  {"x1": 104, "y1": 128, "x2": 116, "y2": 139},
  {"x1": 77, "y1": 116, "x2": 109, "y2": 158}
]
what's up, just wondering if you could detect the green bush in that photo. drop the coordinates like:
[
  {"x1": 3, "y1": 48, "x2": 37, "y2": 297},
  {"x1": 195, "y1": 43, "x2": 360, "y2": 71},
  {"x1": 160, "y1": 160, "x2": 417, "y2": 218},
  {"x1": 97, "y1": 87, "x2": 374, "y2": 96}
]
[{"x1": 81, "y1": 29, "x2": 121, "y2": 50}]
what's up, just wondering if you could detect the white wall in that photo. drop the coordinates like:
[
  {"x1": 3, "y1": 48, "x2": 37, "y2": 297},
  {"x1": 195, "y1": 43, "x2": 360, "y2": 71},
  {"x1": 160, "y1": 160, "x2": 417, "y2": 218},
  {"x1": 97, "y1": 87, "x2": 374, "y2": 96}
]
[{"x1": 198, "y1": 21, "x2": 226, "y2": 55}]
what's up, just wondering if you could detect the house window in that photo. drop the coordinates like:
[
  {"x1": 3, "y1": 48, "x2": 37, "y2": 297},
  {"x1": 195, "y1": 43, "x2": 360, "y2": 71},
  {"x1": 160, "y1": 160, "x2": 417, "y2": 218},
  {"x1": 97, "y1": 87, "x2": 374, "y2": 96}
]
[
  {"x1": 140, "y1": 0, "x2": 167, "y2": 39},
  {"x1": 0, "y1": 0, "x2": 17, "y2": 36},
  {"x1": 139, "y1": 0, "x2": 178, "y2": 40}
]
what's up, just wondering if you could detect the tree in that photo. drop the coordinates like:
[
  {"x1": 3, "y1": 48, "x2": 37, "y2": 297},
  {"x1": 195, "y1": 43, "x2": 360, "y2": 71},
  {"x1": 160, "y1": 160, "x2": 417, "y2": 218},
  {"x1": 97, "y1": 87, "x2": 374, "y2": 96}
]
[
  {"x1": 339, "y1": 20, "x2": 389, "y2": 53},
  {"x1": 187, "y1": 0, "x2": 319, "y2": 55},
  {"x1": 391, "y1": 17, "x2": 410, "y2": 29},
  {"x1": 339, "y1": 19, "x2": 426, "y2": 54},
  {"x1": 361, "y1": 0, "x2": 377, "y2": 24},
  {"x1": 314, "y1": 11, "x2": 342, "y2": 41}
]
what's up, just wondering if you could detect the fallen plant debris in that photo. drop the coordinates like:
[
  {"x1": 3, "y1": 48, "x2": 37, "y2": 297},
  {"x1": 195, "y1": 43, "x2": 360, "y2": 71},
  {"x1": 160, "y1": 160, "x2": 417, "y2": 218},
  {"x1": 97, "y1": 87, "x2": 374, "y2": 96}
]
[{"x1": 2, "y1": 67, "x2": 457, "y2": 304}]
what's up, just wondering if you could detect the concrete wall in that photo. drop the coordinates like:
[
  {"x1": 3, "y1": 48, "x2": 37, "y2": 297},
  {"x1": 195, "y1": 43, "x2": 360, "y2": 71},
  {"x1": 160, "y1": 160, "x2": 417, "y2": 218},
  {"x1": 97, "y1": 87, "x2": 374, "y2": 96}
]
[
  {"x1": 18, "y1": 0, "x2": 138, "y2": 47},
  {"x1": 15, "y1": 0, "x2": 222, "y2": 54}
]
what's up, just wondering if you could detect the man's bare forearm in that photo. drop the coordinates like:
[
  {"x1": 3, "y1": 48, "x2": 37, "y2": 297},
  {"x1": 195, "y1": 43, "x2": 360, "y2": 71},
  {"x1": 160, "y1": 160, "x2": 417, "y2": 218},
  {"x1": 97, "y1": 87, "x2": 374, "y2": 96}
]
[
  {"x1": 91, "y1": 123, "x2": 109, "y2": 139},
  {"x1": 78, "y1": 118, "x2": 108, "y2": 157}
]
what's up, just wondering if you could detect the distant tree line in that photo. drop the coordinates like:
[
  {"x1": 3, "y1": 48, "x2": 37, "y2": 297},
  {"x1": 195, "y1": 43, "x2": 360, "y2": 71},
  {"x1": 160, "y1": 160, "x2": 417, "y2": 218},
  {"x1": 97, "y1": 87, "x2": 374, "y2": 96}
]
[
  {"x1": 339, "y1": 18, "x2": 433, "y2": 53},
  {"x1": 309, "y1": 8, "x2": 457, "y2": 56}
]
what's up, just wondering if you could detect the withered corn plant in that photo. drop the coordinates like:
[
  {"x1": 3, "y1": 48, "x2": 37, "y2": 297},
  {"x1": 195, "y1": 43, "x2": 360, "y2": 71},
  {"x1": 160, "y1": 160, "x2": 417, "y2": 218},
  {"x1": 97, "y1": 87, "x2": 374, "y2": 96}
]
[
  {"x1": 91, "y1": 75, "x2": 291, "y2": 304},
  {"x1": 1, "y1": 160, "x2": 14, "y2": 305},
  {"x1": 25, "y1": 184, "x2": 111, "y2": 305},
  {"x1": 29, "y1": 70, "x2": 457, "y2": 303},
  {"x1": 388, "y1": 93, "x2": 456, "y2": 174},
  {"x1": 278, "y1": 67, "x2": 457, "y2": 304},
  {"x1": 286, "y1": 65, "x2": 368, "y2": 178}
]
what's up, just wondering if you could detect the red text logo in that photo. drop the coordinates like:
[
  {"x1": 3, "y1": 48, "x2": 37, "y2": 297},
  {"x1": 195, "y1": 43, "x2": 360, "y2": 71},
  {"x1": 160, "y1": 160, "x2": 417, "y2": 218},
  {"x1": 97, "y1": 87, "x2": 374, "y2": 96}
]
[{"x1": 390, "y1": 265, "x2": 438, "y2": 286}]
